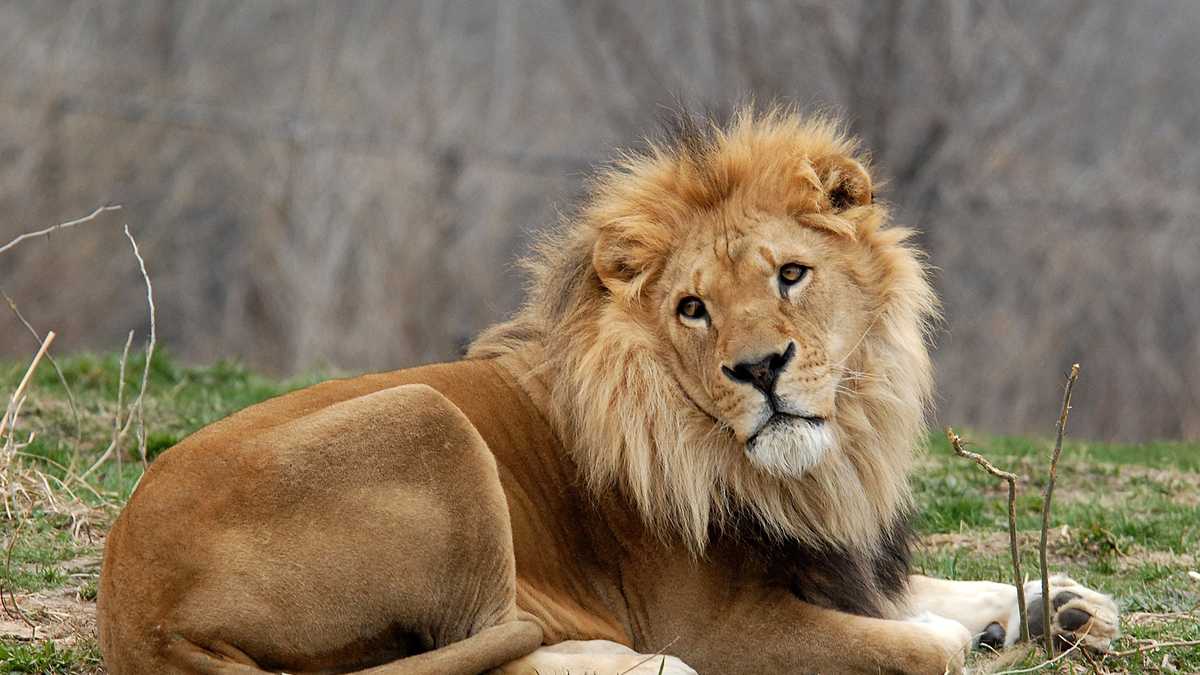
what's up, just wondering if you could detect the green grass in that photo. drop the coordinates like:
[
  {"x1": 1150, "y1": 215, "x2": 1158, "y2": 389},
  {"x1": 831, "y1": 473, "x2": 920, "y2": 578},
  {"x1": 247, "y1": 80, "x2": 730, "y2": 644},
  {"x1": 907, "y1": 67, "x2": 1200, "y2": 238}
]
[
  {"x1": 1, "y1": 350, "x2": 322, "y2": 673},
  {"x1": 917, "y1": 431, "x2": 1200, "y2": 672},
  {"x1": 2, "y1": 351, "x2": 1198, "y2": 672},
  {"x1": 0, "y1": 641, "x2": 102, "y2": 674}
]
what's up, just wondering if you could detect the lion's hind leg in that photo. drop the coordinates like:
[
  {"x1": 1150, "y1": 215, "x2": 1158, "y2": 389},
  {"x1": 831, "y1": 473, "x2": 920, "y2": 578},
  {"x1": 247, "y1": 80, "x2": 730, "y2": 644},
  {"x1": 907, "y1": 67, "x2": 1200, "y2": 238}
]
[
  {"x1": 106, "y1": 382, "x2": 542, "y2": 674},
  {"x1": 164, "y1": 622, "x2": 542, "y2": 675}
]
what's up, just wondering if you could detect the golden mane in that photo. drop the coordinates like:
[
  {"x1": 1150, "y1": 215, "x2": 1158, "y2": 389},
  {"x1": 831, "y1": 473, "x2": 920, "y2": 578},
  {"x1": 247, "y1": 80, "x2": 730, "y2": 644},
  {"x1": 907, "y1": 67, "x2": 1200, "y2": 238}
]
[{"x1": 470, "y1": 107, "x2": 938, "y2": 555}]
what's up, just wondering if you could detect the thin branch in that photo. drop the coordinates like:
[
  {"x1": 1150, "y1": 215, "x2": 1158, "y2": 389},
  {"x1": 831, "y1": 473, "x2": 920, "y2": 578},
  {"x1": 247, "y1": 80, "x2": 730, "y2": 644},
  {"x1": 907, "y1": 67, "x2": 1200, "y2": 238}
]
[
  {"x1": 124, "y1": 224, "x2": 156, "y2": 468},
  {"x1": 2, "y1": 291, "x2": 82, "y2": 456},
  {"x1": 1, "y1": 331, "x2": 56, "y2": 444},
  {"x1": 0, "y1": 204, "x2": 122, "y2": 255},
  {"x1": 78, "y1": 226, "x2": 157, "y2": 479},
  {"x1": 994, "y1": 633, "x2": 1083, "y2": 674},
  {"x1": 114, "y1": 330, "x2": 134, "y2": 473},
  {"x1": 1104, "y1": 639, "x2": 1200, "y2": 657},
  {"x1": 617, "y1": 636, "x2": 681, "y2": 675},
  {"x1": 80, "y1": 331, "x2": 133, "y2": 480},
  {"x1": 946, "y1": 426, "x2": 1029, "y2": 642},
  {"x1": 1, "y1": 520, "x2": 37, "y2": 636},
  {"x1": 1038, "y1": 363, "x2": 1080, "y2": 656}
]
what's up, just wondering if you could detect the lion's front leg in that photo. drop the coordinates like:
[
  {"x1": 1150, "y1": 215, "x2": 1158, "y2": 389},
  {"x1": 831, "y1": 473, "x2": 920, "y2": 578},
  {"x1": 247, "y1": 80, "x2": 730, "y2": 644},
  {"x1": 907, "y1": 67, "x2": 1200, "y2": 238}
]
[{"x1": 906, "y1": 574, "x2": 1120, "y2": 651}]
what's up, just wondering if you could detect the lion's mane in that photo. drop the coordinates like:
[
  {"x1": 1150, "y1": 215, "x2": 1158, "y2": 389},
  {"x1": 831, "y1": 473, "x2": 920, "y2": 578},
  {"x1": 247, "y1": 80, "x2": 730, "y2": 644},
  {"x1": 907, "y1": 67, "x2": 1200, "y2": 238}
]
[{"x1": 471, "y1": 108, "x2": 938, "y2": 565}]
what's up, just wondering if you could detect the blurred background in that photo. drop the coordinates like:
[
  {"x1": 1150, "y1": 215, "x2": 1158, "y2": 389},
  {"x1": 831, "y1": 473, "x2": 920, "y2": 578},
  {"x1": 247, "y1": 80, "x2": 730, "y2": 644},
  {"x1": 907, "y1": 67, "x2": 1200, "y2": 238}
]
[{"x1": 1, "y1": 1, "x2": 1197, "y2": 441}]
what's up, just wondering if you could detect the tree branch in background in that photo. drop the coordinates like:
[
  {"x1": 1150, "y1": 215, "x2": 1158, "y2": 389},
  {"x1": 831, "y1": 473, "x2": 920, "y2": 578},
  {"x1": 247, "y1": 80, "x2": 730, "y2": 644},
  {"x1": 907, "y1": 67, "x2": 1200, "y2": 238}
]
[
  {"x1": 0, "y1": 204, "x2": 122, "y2": 255},
  {"x1": 945, "y1": 426, "x2": 1029, "y2": 642},
  {"x1": 1039, "y1": 363, "x2": 1081, "y2": 656}
]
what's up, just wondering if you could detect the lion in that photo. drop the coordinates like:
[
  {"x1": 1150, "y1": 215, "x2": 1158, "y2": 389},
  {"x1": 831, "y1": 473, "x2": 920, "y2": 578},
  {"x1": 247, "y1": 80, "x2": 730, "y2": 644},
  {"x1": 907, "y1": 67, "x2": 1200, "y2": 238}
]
[{"x1": 97, "y1": 107, "x2": 1119, "y2": 674}]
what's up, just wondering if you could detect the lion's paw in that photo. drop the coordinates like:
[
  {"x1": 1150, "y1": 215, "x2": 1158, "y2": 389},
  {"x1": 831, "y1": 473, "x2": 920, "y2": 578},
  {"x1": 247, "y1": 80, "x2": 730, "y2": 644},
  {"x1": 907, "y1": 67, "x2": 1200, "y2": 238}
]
[
  {"x1": 907, "y1": 611, "x2": 972, "y2": 671},
  {"x1": 1022, "y1": 575, "x2": 1120, "y2": 652}
]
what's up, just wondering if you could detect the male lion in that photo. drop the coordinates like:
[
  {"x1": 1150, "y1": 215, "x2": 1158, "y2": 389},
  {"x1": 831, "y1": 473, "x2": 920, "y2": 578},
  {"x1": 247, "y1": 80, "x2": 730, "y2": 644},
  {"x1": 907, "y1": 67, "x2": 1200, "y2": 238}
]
[{"x1": 98, "y1": 108, "x2": 1118, "y2": 674}]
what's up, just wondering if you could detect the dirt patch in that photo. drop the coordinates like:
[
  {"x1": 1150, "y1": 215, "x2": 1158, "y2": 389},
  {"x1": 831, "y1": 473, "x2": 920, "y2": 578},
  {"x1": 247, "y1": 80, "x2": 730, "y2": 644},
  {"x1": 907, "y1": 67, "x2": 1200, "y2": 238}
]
[
  {"x1": 920, "y1": 527, "x2": 1076, "y2": 557},
  {"x1": 2, "y1": 549, "x2": 101, "y2": 652},
  {"x1": 0, "y1": 586, "x2": 96, "y2": 646},
  {"x1": 1115, "y1": 547, "x2": 1196, "y2": 572},
  {"x1": 921, "y1": 531, "x2": 1014, "y2": 557}
]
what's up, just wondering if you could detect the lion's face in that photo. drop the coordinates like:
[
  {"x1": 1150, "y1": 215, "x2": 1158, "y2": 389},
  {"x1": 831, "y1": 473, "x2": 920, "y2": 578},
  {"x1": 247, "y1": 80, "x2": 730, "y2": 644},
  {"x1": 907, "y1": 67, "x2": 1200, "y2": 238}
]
[
  {"x1": 472, "y1": 109, "x2": 936, "y2": 550},
  {"x1": 657, "y1": 215, "x2": 869, "y2": 478}
]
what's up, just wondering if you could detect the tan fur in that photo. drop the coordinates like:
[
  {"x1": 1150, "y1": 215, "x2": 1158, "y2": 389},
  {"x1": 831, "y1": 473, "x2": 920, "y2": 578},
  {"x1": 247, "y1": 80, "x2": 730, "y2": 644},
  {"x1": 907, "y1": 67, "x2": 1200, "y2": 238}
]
[
  {"x1": 100, "y1": 108, "x2": 1113, "y2": 675},
  {"x1": 473, "y1": 107, "x2": 936, "y2": 552}
]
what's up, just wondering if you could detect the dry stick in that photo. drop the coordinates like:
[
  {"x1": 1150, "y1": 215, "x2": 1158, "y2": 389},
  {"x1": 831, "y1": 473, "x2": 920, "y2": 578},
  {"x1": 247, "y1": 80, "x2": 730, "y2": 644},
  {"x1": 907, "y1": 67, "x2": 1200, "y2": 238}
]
[
  {"x1": 79, "y1": 226, "x2": 157, "y2": 480},
  {"x1": 0, "y1": 332, "x2": 56, "y2": 445},
  {"x1": 946, "y1": 427, "x2": 1029, "y2": 642},
  {"x1": 1, "y1": 520, "x2": 37, "y2": 636},
  {"x1": 617, "y1": 636, "x2": 681, "y2": 675},
  {"x1": 994, "y1": 633, "x2": 1085, "y2": 675},
  {"x1": 123, "y1": 224, "x2": 157, "y2": 468},
  {"x1": 1104, "y1": 639, "x2": 1200, "y2": 657},
  {"x1": 0, "y1": 204, "x2": 122, "y2": 255},
  {"x1": 3, "y1": 291, "x2": 83, "y2": 461},
  {"x1": 1038, "y1": 363, "x2": 1080, "y2": 657},
  {"x1": 114, "y1": 330, "x2": 134, "y2": 475},
  {"x1": 0, "y1": 297, "x2": 114, "y2": 505},
  {"x1": 80, "y1": 332, "x2": 133, "y2": 480}
]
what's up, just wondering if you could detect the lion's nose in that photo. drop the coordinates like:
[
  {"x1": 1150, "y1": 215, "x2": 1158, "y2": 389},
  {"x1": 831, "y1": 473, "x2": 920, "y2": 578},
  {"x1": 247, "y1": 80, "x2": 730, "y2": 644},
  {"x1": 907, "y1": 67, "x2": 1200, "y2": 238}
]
[{"x1": 723, "y1": 342, "x2": 795, "y2": 395}]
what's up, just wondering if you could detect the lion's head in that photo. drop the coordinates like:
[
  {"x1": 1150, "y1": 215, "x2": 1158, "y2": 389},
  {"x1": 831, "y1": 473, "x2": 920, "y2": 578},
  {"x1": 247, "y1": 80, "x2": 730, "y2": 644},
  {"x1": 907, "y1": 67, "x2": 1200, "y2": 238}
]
[{"x1": 471, "y1": 107, "x2": 937, "y2": 555}]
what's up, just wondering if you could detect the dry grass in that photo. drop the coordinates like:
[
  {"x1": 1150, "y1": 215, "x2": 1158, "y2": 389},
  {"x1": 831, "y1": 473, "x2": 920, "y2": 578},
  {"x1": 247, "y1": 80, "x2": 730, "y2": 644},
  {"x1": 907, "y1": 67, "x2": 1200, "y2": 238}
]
[{"x1": 1, "y1": 208, "x2": 152, "y2": 658}]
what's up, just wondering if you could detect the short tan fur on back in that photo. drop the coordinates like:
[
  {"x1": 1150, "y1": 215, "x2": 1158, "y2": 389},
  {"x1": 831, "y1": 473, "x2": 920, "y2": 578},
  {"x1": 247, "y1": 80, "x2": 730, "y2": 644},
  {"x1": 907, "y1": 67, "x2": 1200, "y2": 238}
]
[{"x1": 98, "y1": 106, "x2": 1116, "y2": 675}]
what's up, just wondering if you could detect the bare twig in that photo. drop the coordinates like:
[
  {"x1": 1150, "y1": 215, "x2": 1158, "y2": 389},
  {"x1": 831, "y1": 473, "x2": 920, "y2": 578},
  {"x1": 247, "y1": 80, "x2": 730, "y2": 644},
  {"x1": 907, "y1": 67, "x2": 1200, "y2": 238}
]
[
  {"x1": 114, "y1": 330, "x2": 134, "y2": 473},
  {"x1": 124, "y1": 224, "x2": 157, "y2": 467},
  {"x1": 1, "y1": 291, "x2": 82, "y2": 456},
  {"x1": 1, "y1": 331, "x2": 56, "y2": 445},
  {"x1": 1104, "y1": 639, "x2": 1200, "y2": 657},
  {"x1": 946, "y1": 426, "x2": 1029, "y2": 641},
  {"x1": 80, "y1": 331, "x2": 133, "y2": 480},
  {"x1": 617, "y1": 636, "x2": 681, "y2": 675},
  {"x1": 78, "y1": 226, "x2": 157, "y2": 479},
  {"x1": 0, "y1": 204, "x2": 122, "y2": 256},
  {"x1": 1, "y1": 520, "x2": 37, "y2": 637},
  {"x1": 993, "y1": 633, "x2": 1083, "y2": 674},
  {"x1": 1038, "y1": 363, "x2": 1080, "y2": 656}
]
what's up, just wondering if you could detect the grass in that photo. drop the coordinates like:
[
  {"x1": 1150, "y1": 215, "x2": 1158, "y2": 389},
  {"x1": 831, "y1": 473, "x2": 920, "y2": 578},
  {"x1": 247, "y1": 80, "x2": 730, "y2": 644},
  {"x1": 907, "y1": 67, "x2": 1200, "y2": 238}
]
[
  {"x1": 2, "y1": 351, "x2": 1198, "y2": 673},
  {"x1": 916, "y1": 433, "x2": 1200, "y2": 672}
]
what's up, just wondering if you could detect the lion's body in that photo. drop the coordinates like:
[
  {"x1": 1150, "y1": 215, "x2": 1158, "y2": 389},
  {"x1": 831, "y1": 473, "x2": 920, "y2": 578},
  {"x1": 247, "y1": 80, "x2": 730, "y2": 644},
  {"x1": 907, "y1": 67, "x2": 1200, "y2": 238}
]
[
  {"x1": 99, "y1": 354, "x2": 959, "y2": 674},
  {"x1": 99, "y1": 109, "x2": 1118, "y2": 674}
]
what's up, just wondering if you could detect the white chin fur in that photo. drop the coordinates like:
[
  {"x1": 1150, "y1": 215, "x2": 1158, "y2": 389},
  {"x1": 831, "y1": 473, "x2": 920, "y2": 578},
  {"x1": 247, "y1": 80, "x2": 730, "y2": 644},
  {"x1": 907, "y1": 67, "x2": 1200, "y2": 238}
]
[{"x1": 745, "y1": 418, "x2": 833, "y2": 478}]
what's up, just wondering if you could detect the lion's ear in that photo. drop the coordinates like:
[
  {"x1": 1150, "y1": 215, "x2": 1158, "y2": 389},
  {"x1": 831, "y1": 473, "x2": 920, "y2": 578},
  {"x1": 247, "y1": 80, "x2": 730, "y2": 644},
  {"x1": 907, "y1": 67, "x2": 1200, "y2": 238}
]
[
  {"x1": 592, "y1": 225, "x2": 671, "y2": 297},
  {"x1": 813, "y1": 156, "x2": 873, "y2": 212}
]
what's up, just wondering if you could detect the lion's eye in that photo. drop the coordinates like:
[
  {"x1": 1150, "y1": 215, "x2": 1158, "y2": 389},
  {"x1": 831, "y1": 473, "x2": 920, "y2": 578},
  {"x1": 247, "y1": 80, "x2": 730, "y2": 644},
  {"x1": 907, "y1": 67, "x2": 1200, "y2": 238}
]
[
  {"x1": 677, "y1": 296, "x2": 707, "y2": 321},
  {"x1": 779, "y1": 263, "x2": 810, "y2": 286}
]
